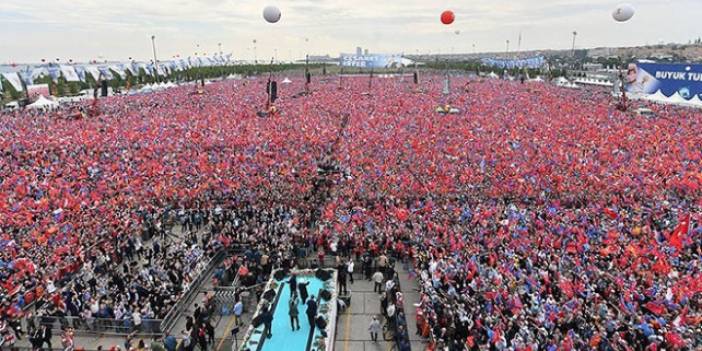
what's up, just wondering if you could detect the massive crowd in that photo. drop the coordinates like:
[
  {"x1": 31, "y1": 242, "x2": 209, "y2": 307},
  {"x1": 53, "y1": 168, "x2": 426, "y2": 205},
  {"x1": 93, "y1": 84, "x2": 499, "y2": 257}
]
[{"x1": 0, "y1": 75, "x2": 700, "y2": 350}]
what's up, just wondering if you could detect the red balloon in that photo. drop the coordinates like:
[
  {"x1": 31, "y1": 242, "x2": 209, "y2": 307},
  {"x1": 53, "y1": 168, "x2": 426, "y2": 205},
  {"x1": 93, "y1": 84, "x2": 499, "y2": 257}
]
[{"x1": 441, "y1": 10, "x2": 455, "y2": 25}]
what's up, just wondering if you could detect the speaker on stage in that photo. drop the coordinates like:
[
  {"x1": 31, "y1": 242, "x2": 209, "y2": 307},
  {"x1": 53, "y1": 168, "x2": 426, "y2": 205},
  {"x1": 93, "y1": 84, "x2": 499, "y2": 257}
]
[
  {"x1": 267, "y1": 81, "x2": 278, "y2": 103},
  {"x1": 262, "y1": 289, "x2": 277, "y2": 302},
  {"x1": 319, "y1": 289, "x2": 332, "y2": 301},
  {"x1": 315, "y1": 316, "x2": 327, "y2": 330},
  {"x1": 251, "y1": 314, "x2": 264, "y2": 328},
  {"x1": 413, "y1": 71, "x2": 419, "y2": 85},
  {"x1": 100, "y1": 80, "x2": 108, "y2": 97},
  {"x1": 306, "y1": 71, "x2": 311, "y2": 84},
  {"x1": 315, "y1": 269, "x2": 331, "y2": 281}
]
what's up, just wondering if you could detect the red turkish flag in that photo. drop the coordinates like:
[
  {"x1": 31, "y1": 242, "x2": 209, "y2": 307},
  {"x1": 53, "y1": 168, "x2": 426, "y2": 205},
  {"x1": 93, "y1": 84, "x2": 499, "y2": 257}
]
[
  {"x1": 643, "y1": 301, "x2": 666, "y2": 316},
  {"x1": 667, "y1": 213, "x2": 690, "y2": 250}
]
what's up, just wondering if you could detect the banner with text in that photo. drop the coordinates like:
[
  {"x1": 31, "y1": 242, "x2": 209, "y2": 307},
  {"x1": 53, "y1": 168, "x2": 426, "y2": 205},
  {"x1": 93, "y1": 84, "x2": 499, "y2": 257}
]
[
  {"x1": 625, "y1": 62, "x2": 702, "y2": 100},
  {"x1": 481, "y1": 56, "x2": 545, "y2": 69},
  {"x1": 339, "y1": 54, "x2": 409, "y2": 68}
]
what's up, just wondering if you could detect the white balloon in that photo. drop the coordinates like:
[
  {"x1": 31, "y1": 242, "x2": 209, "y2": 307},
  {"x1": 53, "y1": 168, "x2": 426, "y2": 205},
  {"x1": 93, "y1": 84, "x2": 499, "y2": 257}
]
[
  {"x1": 263, "y1": 6, "x2": 281, "y2": 23},
  {"x1": 612, "y1": 3, "x2": 635, "y2": 22}
]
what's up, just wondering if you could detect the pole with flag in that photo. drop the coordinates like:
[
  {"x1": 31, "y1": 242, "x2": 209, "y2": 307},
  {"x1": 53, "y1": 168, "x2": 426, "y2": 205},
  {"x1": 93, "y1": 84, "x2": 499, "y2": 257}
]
[
  {"x1": 517, "y1": 31, "x2": 522, "y2": 53},
  {"x1": 667, "y1": 213, "x2": 690, "y2": 251},
  {"x1": 151, "y1": 35, "x2": 159, "y2": 82}
]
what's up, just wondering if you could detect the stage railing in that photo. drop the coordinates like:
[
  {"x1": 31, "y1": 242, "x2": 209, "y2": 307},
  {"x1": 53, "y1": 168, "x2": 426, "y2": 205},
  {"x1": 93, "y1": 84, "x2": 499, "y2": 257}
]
[
  {"x1": 160, "y1": 249, "x2": 228, "y2": 333},
  {"x1": 30, "y1": 316, "x2": 163, "y2": 335},
  {"x1": 387, "y1": 273, "x2": 412, "y2": 351},
  {"x1": 31, "y1": 249, "x2": 227, "y2": 336}
]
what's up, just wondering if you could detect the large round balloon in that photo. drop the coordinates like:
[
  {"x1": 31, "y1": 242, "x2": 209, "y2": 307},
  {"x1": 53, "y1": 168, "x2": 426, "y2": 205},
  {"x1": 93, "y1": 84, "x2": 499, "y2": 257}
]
[
  {"x1": 263, "y1": 6, "x2": 281, "y2": 23},
  {"x1": 612, "y1": 4, "x2": 634, "y2": 22},
  {"x1": 441, "y1": 10, "x2": 455, "y2": 25}
]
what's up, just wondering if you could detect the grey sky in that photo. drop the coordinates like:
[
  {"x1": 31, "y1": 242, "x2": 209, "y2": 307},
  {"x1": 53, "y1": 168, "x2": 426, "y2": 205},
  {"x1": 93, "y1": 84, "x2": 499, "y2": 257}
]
[{"x1": 0, "y1": 0, "x2": 699, "y2": 63}]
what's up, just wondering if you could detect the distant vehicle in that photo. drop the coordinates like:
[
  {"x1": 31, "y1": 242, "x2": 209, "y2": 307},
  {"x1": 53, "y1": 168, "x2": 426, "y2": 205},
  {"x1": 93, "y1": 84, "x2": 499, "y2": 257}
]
[
  {"x1": 3, "y1": 101, "x2": 20, "y2": 111},
  {"x1": 635, "y1": 108, "x2": 655, "y2": 117}
]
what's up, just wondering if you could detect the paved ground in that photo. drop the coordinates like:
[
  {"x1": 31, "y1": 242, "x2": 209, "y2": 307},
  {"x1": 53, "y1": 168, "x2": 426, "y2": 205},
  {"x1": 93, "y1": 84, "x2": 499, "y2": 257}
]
[{"x1": 333, "y1": 262, "x2": 427, "y2": 351}]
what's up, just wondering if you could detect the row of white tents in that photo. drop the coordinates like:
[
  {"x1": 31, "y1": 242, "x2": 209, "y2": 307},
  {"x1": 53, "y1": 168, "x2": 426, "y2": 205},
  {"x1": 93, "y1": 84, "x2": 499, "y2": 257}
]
[
  {"x1": 133, "y1": 82, "x2": 178, "y2": 94},
  {"x1": 554, "y1": 76, "x2": 581, "y2": 89},
  {"x1": 7, "y1": 82, "x2": 181, "y2": 110},
  {"x1": 26, "y1": 95, "x2": 59, "y2": 110},
  {"x1": 639, "y1": 90, "x2": 702, "y2": 108},
  {"x1": 11, "y1": 77, "x2": 702, "y2": 112}
]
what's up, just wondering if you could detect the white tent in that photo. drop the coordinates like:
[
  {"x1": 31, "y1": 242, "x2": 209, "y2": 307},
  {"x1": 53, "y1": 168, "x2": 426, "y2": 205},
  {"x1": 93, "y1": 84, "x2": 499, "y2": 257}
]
[
  {"x1": 282, "y1": 77, "x2": 292, "y2": 84},
  {"x1": 638, "y1": 90, "x2": 702, "y2": 109},
  {"x1": 27, "y1": 95, "x2": 59, "y2": 110},
  {"x1": 644, "y1": 90, "x2": 668, "y2": 103},
  {"x1": 688, "y1": 95, "x2": 702, "y2": 108},
  {"x1": 487, "y1": 72, "x2": 499, "y2": 79},
  {"x1": 1, "y1": 72, "x2": 24, "y2": 92},
  {"x1": 667, "y1": 92, "x2": 687, "y2": 104},
  {"x1": 554, "y1": 77, "x2": 569, "y2": 85},
  {"x1": 4, "y1": 101, "x2": 20, "y2": 110},
  {"x1": 138, "y1": 84, "x2": 154, "y2": 93}
]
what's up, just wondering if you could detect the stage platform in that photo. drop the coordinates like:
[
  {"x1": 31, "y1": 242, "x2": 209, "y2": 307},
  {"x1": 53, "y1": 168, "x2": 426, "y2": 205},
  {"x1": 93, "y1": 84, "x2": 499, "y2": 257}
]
[{"x1": 240, "y1": 269, "x2": 338, "y2": 351}]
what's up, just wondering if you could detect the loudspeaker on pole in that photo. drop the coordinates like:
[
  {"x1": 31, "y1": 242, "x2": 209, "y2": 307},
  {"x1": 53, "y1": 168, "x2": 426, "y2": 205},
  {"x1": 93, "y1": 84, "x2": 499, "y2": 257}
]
[{"x1": 267, "y1": 81, "x2": 278, "y2": 103}]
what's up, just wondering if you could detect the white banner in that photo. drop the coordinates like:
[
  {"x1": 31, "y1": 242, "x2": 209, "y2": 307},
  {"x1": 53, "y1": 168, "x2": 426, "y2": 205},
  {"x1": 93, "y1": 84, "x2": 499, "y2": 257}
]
[
  {"x1": 109, "y1": 65, "x2": 126, "y2": 79},
  {"x1": 133, "y1": 63, "x2": 145, "y2": 76},
  {"x1": 2, "y1": 72, "x2": 24, "y2": 92},
  {"x1": 31, "y1": 67, "x2": 48, "y2": 80},
  {"x1": 97, "y1": 67, "x2": 114, "y2": 80},
  {"x1": 60, "y1": 65, "x2": 81, "y2": 82},
  {"x1": 85, "y1": 66, "x2": 102, "y2": 81},
  {"x1": 156, "y1": 64, "x2": 166, "y2": 76},
  {"x1": 122, "y1": 64, "x2": 134, "y2": 76}
]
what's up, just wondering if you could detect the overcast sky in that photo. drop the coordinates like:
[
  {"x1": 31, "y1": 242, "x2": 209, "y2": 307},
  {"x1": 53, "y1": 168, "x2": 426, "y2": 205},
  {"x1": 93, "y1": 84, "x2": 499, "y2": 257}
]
[{"x1": 1, "y1": 0, "x2": 700, "y2": 63}]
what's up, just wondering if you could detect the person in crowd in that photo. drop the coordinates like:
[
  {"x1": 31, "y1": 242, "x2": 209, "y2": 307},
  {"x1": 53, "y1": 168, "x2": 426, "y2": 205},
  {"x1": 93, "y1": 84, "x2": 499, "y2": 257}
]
[
  {"x1": 306, "y1": 295, "x2": 318, "y2": 331},
  {"x1": 298, "y1": 280, "x2": 310, "y2": 305},
  {"x1": 372, "y1": 270, "x2": 384, "y2": 294},
  {"x1": 150, "y1": 336, "x2": 166, "y2": 351},
  {"x1": 337, "y1": 264, "x2": 348, "y2": 295},
  {"x1": 346, "y1": 258, "x2": 355, "y2": 284},
  {"x1": 386, "y1": 301, "x2": 396, "y2": 330},
  {"x1": 369, "y1": 316, "x2": 381, "y2": 343},
  {"x1": 197, "y1": 323, "x2": 208, "y2": 350},
  {"x1": 261, "y1": 304, "x2": 273, "y2": 339},
  {"x1": 205, "y1": 320, "x2": 215, "y2": 345},
  {"x1": 289, "y1": 296, "x2": 300, "y2": 331},
  {"x1": 40, "y1": 324, "x2": 52, "y2": 350},
  {"x1": 164, "y1": 333, "x2": 177, "y2": 351},
  {"x1": 233, "y1": 299, "x2": 244, "y2": 327},
  {"x1": 288, "y1": 273, "x2": 297, "y2": 298}
]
